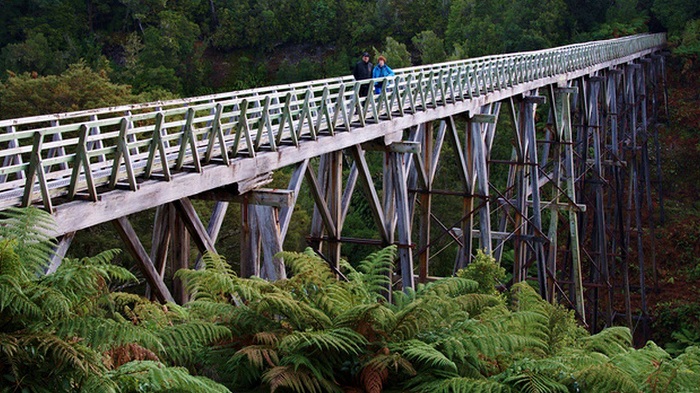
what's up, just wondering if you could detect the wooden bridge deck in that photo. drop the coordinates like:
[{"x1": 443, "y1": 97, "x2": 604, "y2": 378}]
[{"x1": 0, "y1": 34, "x2": 665, "y2": 237}]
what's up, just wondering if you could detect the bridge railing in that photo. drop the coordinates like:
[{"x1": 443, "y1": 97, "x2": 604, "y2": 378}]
[{"x1": 0, "y1": 33, "x2": 665, "y2": 212}]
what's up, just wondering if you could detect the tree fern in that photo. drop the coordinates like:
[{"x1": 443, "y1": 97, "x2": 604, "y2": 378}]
[
  {"x1": 278, "y1": 327, "x2": 367, "y2": 356},
  {"x1": 417, "y1": 277, "x2": 480, "y2": 298},
  {"x1": 581, "y1": 326, "x2": 633, "y2": 357},
  {"x1": 497, "y1": 358, "x2": 569, "y2": 393},
  {"x1": 410, "y1": 376, "x2": 511, "y2": 393},
  {"x1": 573, "y1": 362, "x2": 640, "y2": 392},
  {"x1": 393, "y1": 339, "x2": 458, "y2": 373},
  {"x1": 157, "y1": 321, "x2": 231, "y2": 365},
  {"x1": 341, "y1": 245, "x2": 395, "y2": 301},
  {"x1": 646, "y1": 346, "x2": 700, "y2": 392},
  {"x1": 0, "y1": 207, "x2": 56, "y2": 277},
  {"x1": 262, "y1": 364, "x2": 342, "y2": 393},
  {"x1": 104, "y1": 360, "x2": 231, "y2": 392},
  {"x1": 0, "y1": 208, "x2": 229, "y2": 392},
  {"x1": 333, "y1": 303, "x2": 396, "y2": 337}
]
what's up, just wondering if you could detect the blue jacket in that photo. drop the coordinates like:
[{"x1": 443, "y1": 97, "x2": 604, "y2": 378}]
[{"x1": 372, "y1": 64, "x2": 395, "y2": 94}]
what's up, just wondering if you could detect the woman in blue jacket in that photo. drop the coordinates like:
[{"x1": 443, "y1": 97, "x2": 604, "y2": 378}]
[{"x1": 372, "y1": 56, "x2": 395, "y2": 94}]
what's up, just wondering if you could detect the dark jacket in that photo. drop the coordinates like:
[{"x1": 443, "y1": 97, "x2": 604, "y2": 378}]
[{"x1": 353, "y1": 60, "x2": 373, "y2": 80}]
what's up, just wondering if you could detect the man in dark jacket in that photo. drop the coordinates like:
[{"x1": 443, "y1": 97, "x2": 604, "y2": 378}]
[{"x1": 353, "y1": 52, "x2": 373, "y2": 97}]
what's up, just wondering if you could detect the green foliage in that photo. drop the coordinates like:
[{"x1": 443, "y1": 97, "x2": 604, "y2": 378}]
[
  {"x1": 374, "y1": 36, "x2": 412, "y2": 68},
  {"x1": 675, "y1": 19, "x2": 700, "y2": 57},
  {"x1": 412, "y1": 30, "x2": 447, "y2": 65},
  {"x1": 0, "y1": 208, "x2": 230, "y2": 392},
  {"x1": 457, "y1": 249, "x2": 506, "y2": 295},
  {"x1": 653, "y1": 0, "x2": 700, "y2": 36},
  {"x1": 0, "y1": 62, "x2": 136, "y2": 119}
]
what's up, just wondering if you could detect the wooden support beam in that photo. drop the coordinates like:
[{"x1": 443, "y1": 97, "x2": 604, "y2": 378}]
[
  {"x1": 146, "y1": 204, "x2": 172, "y2": 300},
  {"x1": 470, "y1": 114, "x2": 496, "y2": 123},
  {"x1": 305, "y1": 161, "x2": 338, "y2": 238},
  {"x1": 392, "y1": 152, "x2": 414, "y2": 291},
  {"x1": 171, "y1": 211, "x2": 190, "y2": 304},
  {"x1": 387, "y1": 142, "x2": 422, "y2": 154},
  {"x1": 193, "y1": 173, "x2": 275, "y2": 200},
  {"x1": 172, "y1": 197, "x2": 217, "y2": 255},
  {"x1": 350, "y1": 145, "x2": 390, "y2": 244},
  {"x1": 256, "y1": 205, "x2": 286, "y2": 280},
  {"x1": 194, "y1": 201, "x2": 228, "y2": 270},
  {"x1": 231, "y1": 189, "x2": 294, "y2": 208},
  {"x1": 279, "y1": 160, "x2": 308, "y2": 240},
  {"x1": 524, "y1": 95, "x2": 546, "y2": 104},
  {"x1": 113, "y1": 216, "x2": 174, "y2": 303},
  {"x1": 240, "y1": 202, "x2": 260, "y2": 278},
  {"x1": 46, "y1": 231, "x2": 75, "y2": 274}
]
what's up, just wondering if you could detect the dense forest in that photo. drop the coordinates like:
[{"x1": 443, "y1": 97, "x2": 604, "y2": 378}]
[
  {"x1": 0, "y1": 0, "x2": 698, "y2": 105},
  {"x1": 1, "y1": 0, "x2": 700, "y2": 391}
]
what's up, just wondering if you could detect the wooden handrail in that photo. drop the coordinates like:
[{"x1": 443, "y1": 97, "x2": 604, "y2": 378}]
[{"x1": 0, "y1": 33, "x2": 666, "y2": 212}]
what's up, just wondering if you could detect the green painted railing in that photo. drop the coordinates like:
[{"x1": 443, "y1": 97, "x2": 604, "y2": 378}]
[{"x1": 0, "y1": 33, "x2": 665, "y2": 212}]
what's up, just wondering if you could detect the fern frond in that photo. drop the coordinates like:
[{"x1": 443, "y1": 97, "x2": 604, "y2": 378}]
[
  {"x1": 365, "y1": 352, "x2": 417, "y2": 376},
  {"x1": 647, "y1": 346, "x2": 700, "y2": 392},
  {"x1": 23, "y1": 332, "x2": 104, "y2": 375},
  {"x1": 431, "y1": 335, "x2": 484, "y2": 379},
  {"x1": 394, "y1": 339, "x2": 458, "y2": 373},
  {"x1": 411, "y1": 376, "x2": 510, "y2": 393},
  {"x1": 28, "y1": 283, "x2": 72, "y2": 319},
  {"x1": 279, "y1": 249, "x2": 336, "y2": 284},
  {"x1": 186, "y1": 299, "x2": 238, "y2": 322},
  {"x1": 107, "y1": 360, "x2": 230, "y2": 392},
  {"x1": 334, "y1": 303, "x2": 396, "y2": 335},
  {"x1": 235, "y1": 344, "x2": 280, "y2": 369},
  {"x1": 573, "y1": 362, "x2": 639, "y2": 393},
  {"x1": 418, "y1": 277, "x2": 480, "y2": 298},
  {"x1": 104, "y1": 343, "x2": 160, "y2": 369},
  {"x1": 43, "y1": 249, "x2": 135, "y2": 304},
  {"x1": 360, "y1": 363, "x2": 389, "y2": 393},
  {"x1": 52, "y1": 316, "x2": 164, "y2": 353},
  {"x1": 350, "y1": 246, "x2": 395, "y2": 300},
  {"x1": 262, "y1": 364, "x2": 342, "y2": 393},
  {"x1": 279, "y1": 328, "x2": 367, "y2": 356},
  {"x1": 581, "y1": 326, "x2": 633, "y2": 357},
  {"x1": 452, "y1": 293, "x2": 503, "y2": 317},
  {"x1": 499, "y1": 358, "x2": 569, "y2": 393},
  {"x1": 390, "y1": 301, "x2": 437, "y2": 341},
  {"x1": 175, "y1": 252, "x2": 239, "y2": 302},
  {"x1": 0, "y1": 275, "x2": 42, "y2": 319},
  {"x1": 610, "y1": 341, "x2": 671, "y2": 380},
  {"x1": 157, "y1": 321, "x2": 231, "y2": 364},
  {"x1": 0, "y1": 332, "x2": 19, "y2": 359},
  {"x1": 255, "y1": 291, "x2": 307, "y2": 325},
  {"x1": 0, "y1": 207, "x2": 56, "y2": 276}
]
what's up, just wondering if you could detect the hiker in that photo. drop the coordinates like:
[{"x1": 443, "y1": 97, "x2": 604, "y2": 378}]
[
  {"x1": 353, "y1": 52, "x2": 373, "y2": 97},
  {"x1": 372, "y1": 55, "x2": 395, "y2": 94}
]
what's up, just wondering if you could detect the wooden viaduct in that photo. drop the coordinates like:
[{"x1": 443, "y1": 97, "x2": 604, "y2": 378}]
[{"x1": 0, "y1": 33, "x2": 667, "y2": 334}]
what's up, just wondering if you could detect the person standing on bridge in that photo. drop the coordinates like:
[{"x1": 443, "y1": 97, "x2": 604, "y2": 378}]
[
  {"x1": 372, "y1": 56, "x2": 395, "y2": 94},
  {"x1": 353, "y1": 52, "x2": 373, "y2": 97}
]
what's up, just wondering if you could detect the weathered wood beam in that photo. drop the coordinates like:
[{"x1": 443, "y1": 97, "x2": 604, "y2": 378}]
[
  {"x1": 392, "y1": 152, "x2": 414, "y2": 291},
  {"x1": 240, "y1": 202, "x2": 260, "y2": 278},
  {"x1": 231, "y1": 190, "x2": 294, "y2": 208},
  {"x1": 304, "y1": 161, "x2": 338, "y2": 238},
  {"x1": 112, "y1": 216, "x2": 174, "y2": 303},
  {"x1": 171, "y1": 210, "x2": 190, "y2": 304},
  {"x1": 350, "y1": 145, "x2": 390, "y2": 244},
  {"x1": 46, "y1": 231, "x2": 75, "y2": 274},
  {"x1": 172, "y1": 198, "x2": 217, "y2": 255},
  {"x1": 256, "y1": 205, "x2": 286, "y2": 280},
  {"x1": 279, "y1": 160, "x2": 308, "y2": 240},
  {"x1": 192, "y1": 173, "x2": 274, "y2": 201}
]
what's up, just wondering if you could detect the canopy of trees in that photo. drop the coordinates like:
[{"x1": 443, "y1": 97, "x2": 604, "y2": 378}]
[{"x1": 1, "y1": 0, "x2": 696, "y2": 101}]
